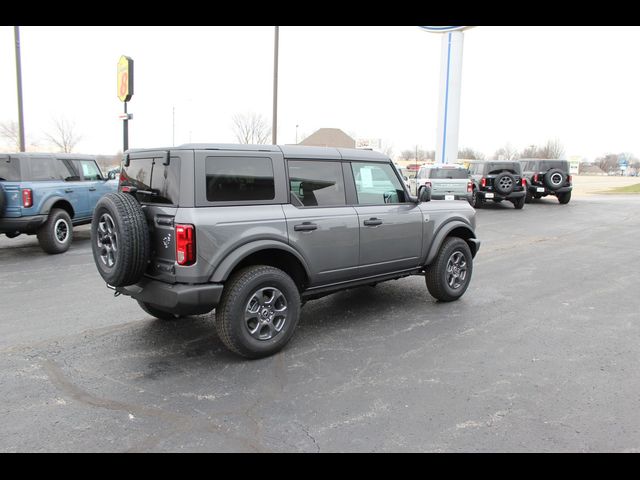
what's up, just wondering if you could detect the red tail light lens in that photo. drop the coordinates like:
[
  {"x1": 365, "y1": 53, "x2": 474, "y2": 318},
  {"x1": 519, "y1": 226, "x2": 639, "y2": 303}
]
[
  {"x1": 22, "y1": 188, "x2": 33, "y2": 208},
  {"x1": 521, "y1": 178, "x2": 527, "y2": 187},
  {"x1": 533, "y1": 173, "x2": 539, "y2": 183},
  {"x1": 480, "y1": 177, "x2": 486, "y2": 188},
  {"x1": 567, "y1": 175, "x2": 572, "y2": 184},
  {"x1": 467, "y1": 182, "x2": 473, "y2": 193},
  {"x1": 175, "y1": 224, "x2": 196, "y2": 266}
]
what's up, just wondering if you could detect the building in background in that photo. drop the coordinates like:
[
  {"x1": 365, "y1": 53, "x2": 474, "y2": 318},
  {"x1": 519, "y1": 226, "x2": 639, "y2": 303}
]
[{"x1": 299, "y1": 128, "x2": 355, "y2": 148}]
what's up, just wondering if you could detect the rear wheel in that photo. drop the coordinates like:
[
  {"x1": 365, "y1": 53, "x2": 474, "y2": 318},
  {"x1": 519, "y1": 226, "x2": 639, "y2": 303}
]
[
  {"x1": 512, "y1": 195, "x2": 526, "y2": 209},
  {"x1": 137, "y1": 301, "x2": 181, "y2": 320},
  {"x1": 37, "y1": 208, "x2": 73, "y2": 254},
  {"x1": 215, "y1": 265, "x2": 301, "y2": 359},
  {"x1": 425, "y1": 237, "x2": 473, "y2": 302},
  {"x1": 557, "y1": 191, "x2": 571, "y2": 204},
  {"x1": 471, "y1": 188, "x2": 483, "y2": 208}
]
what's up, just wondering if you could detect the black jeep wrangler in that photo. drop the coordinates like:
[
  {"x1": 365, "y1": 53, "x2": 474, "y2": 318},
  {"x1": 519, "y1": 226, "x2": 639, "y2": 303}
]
[
  {"x1": 520, "y1": 159, "x2": 573, "y2": 204},
  {"x1": 467, "y1": 160, "x2": 526, "y2": 209}
]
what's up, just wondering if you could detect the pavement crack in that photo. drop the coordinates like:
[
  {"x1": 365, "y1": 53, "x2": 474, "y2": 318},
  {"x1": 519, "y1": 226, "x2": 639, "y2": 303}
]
[{"x1": 296, "y1": 422, "x2": 320, "y2": 453}]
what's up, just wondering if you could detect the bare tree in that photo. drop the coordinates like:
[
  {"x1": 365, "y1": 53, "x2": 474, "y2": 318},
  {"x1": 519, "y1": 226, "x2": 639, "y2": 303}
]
[
  {"x1": 493, "y1": 142, "x2": 520, "y2": 160},
  {"x1": 594, "y1": 154, "x2": 619, "y2": 173},
  {"x1": 0, "y1": 121, "x2": 21, "y2": 150},
  {"x1": 45, "y1": 117, "x2": 82, "y2": 153},
  {"x1": 232, "y1": 112, "x2": 271, "y2": 144},
  {"x1": 521, "y1": 138, "x2": 565, "y2": 159},
  {"x1": 458, "y1": 147, "x2": 485, "y2": 160},
  {"x1": 400, "y1": 150, "x2": 414, "y2": 161}
]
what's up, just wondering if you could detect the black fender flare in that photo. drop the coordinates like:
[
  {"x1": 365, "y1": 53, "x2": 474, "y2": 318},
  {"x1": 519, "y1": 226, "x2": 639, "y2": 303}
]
[
  {"x1": 39, "y1": 196, "x2": 75, "y2": 218},
  {"x1": 425, "y1": 220, "x2": 478, "y2": 265},
  {"x1": 209, "y1": 239, "x2": 312, "y2": 283}
]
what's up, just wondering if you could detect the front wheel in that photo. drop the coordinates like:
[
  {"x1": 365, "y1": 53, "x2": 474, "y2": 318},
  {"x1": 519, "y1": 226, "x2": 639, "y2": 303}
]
[
  {"x1": 215, "y1": 265, "x2": 301, "y2": 359},
  {"x1": 425, "y1": 237, "x2": 473, "y2": 302}
]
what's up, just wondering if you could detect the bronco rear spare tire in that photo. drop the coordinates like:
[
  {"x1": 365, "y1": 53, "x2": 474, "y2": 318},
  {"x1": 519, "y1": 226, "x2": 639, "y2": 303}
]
[
  {"x1": 544, "y1": 168, "x2": 565, "y2": 191},
  {"x1": 91, "y1": 192, "x2": 150, "y2": 287}
]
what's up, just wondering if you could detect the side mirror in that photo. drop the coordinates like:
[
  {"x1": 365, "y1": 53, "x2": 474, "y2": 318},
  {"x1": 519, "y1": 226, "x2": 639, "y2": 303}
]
[
  {"x1": 419, "y1": 186, "x2": 432, "y2": 203},
  {"x1": 403, "y1": 176, "x2": 409, "y2": 181},
  {"x1": 107, "y1": 171, "x2": 116, "y2": 180}
]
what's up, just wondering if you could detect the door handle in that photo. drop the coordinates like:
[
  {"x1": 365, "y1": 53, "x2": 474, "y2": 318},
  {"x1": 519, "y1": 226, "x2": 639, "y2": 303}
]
[
  {"x1": 64, "y1": 188, "x2": 74, "y2": 193},
  {"x1": 364, "y1": 218, "x2": 383, "y2": 227},
  {"x1": 89, "y1": 187, "x2": 97, "y2": 191},
  {"x1": 294, "y1": 222, "x2": 318, "y2": 232}
]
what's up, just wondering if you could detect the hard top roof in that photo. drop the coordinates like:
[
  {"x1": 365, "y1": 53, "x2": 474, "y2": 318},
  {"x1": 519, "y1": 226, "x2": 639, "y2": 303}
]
[{"x1": 126, "y1": 143, "x2": 390, "y2": 163}]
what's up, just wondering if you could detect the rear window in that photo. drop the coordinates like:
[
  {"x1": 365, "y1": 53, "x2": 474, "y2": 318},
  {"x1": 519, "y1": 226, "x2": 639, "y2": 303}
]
[
  {"x1": 485, "y1": 162, "x2": 521, "y2": 175},
  {"x1": 120, "y1": 156, "x2": 181, "y2": 205},
  {"x1": 0, "y1": 157, "x2": 21, "y2": 181},
  {"x1": 428, "y1": 168, "x2": 468, "y2": 179},
  {"x1": 205, "y1": 156, "x2": 274, "y2": 202}
]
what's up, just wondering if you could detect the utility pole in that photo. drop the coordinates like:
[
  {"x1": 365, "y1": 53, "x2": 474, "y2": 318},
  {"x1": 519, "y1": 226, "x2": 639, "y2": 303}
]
[
  {"x1": 14, "y1": 26, "x2": 26, "y2": 152},
  {"x1": 272, "y1": 26, "x2": 279, "y2": 145},
  {"x1": 172, "y1": 106, "x2": 175, "y2": 146}
]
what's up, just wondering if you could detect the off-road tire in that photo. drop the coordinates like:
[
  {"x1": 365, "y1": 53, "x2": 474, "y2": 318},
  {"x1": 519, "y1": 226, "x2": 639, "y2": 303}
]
[
  {"x1": 37, "y1": 208, "x2": 73, "y2": 254},
  {"x1": 91, "y1": 192, "x2": 150, "y2": 287},
  {"x1": 557, "y1": 191, "x2": 572, "y2": 204},
  {"x1": 137, "y1": 300, "x2": 181, "y2": 320},
  {"x1": 215, "y1": 265, "x2": 301, "y2": 359},
  {"x1": 425, "y1": 237, "x2": 473, "y2": 302},
  {"x1": 493, "y1": 172, "x2": 515, "y2": 195},
  {"x1": 471, "y1": 188, "x2": 483, "y2": 208},
  {"x1": 512, "y1": 195, "x2": 526, "y2": 209},
  {"x1": 525, "y1": 188, "x2": 533, "y2": 203},
  {"x1": 544, "y1": 168, "x2": 566, "y2": 191}
]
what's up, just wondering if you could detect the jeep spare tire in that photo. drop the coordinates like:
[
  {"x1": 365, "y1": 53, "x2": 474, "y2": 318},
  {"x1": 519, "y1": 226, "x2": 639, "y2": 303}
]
[
  {"x1": 544, "y1": 168, "x2": 565, "y2": 191},
  {"x1": 91, "y1": 192, "x2": 150, "y2": 287},
  {"x1": 493, "y1": 172, "x2": 515, "y2": 195}
]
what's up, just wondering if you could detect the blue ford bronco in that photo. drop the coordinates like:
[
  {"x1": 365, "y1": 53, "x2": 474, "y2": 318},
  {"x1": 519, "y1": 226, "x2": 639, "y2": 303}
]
[{"x1": 0, "y1": 153, "x2": 118, "y2": 253}]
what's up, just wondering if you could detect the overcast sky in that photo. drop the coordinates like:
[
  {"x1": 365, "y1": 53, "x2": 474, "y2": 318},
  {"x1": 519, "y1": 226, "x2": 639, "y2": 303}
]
[{"x1": 1, "y1": 26, "x2": 639, "y2": 160}]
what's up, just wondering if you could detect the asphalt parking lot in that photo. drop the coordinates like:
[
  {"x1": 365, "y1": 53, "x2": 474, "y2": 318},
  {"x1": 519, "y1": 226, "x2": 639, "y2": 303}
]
[{"x1": 1, "y1": 190, "x2": 639, "y2": 452}]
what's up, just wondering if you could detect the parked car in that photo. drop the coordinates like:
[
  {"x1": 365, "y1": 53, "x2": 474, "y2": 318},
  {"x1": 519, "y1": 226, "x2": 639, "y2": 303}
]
[
  {"x1": 415, "y1": 164, "x2": 473, "y2": 204},
  {"x1": 519, "y1": 159, "x2": 573, "y2": 204},
  {"x1": 0, "y1": 153, "x2": 118, "y2": 253},
  {"x1": 467, "y1": 160, "x2": 526, "y2": 209},
  {"x1": 90, "y1": 144, "x2": 480, "y2": 358}
]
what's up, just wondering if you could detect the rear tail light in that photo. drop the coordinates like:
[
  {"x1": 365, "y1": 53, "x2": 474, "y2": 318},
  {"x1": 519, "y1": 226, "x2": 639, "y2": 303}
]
[
  {"x1": 175, "y1": 224, "x2": 196, "y2": 266},
  {"x1": 425, "y1": 181, "x2": 432, "y2": 189},
  {"x1": 480, "y1": 177, "x2": 486, "y2": 188},
  {"x1": 567, "y1": 175, "x2": 572, "y2": 184},
  {"x1": 533, "y1": 173, "x2": 539, "y2": 183},
  {"x1": 467, "y1": 181, "x2": 473, "y2": 193},
  {"x1": 521, "y1": 177, "x2": 527, "y2": 187},
  {"x1": 22, "y1": 188, "x2": 33, "y2": 208}
]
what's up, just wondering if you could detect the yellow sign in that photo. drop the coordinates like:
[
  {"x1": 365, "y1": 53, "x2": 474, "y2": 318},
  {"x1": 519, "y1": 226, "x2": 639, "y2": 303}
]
[{"x1": 117, "y1": 55, "x2": 134, "y2": 102}]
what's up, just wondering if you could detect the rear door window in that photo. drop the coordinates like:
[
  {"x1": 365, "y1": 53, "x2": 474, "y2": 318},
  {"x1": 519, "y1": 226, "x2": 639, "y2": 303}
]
[
  {"x1": 205, "y1": 156, "x2": 275, "y2": 202},
  {"x1": 288, "y1": 160, "x2": 345, "y2": 207},
  {"x1": 28, "y1": 157, "x2": 76, "y2": 181}
]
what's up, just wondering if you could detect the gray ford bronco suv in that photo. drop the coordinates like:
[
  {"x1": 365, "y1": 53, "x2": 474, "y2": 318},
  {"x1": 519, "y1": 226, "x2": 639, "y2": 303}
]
[{"x1": 90, "y1": 144, "x2": 480, "y2": 358}]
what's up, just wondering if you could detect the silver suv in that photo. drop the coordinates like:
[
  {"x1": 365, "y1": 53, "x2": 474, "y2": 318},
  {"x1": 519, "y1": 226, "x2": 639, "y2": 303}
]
[{"x1": 90, "y1": 144, "x2": 480, "y2": 358}]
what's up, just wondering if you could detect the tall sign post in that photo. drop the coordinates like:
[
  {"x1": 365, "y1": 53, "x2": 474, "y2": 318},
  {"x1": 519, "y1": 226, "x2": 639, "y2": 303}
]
[
  {"x1": 14, "y1": 26, "x2": 26, "y2": 152},
  {"x1": 419, "y1": 27, "x2": 472, "y2": 164},
  {"x1": 117, "y1": 55, "x2": 134, "y2": 151}
]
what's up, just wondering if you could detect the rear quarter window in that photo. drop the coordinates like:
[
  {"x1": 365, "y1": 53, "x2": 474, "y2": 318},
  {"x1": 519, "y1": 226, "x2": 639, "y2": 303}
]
[
  {"x1": 0, "y1": 157, "x2": 21, "y2": 181},
  {"x1": 205, "y1": 156, "x2": 275, "y2": 202}
]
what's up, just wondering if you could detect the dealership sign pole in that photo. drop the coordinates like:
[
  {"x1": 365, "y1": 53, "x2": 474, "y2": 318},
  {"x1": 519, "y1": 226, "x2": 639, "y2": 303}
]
[
  {"x1": 117, "y1": 55, "x2": 134, "y2": 152},
  {"x1": 419, "y1": 27, "x2": 471, "y2": 164}
]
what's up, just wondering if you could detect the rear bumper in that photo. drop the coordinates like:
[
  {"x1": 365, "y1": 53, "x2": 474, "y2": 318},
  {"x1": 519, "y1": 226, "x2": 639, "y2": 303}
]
[
  {"x1": 527, "y1": 185, "x2": 573, "y2": 195},
  {"x1": 479, "y1": 190, "x2": 525, "y2": 200},
  {"x1": 431, "y1": 193, "x2": 472, "y2": 202},
  {"x1": 0, "y1": 215, "x2": 47, "y2": 234},
  {"x1": 115, "y1": 277, "x2": 224, "y2": 316}
]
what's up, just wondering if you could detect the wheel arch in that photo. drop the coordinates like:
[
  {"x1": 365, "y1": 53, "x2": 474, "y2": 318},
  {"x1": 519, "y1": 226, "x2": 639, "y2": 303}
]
[
  {"x1": 425, "y1": 221, "x2": 478, "y2": 265},
  {"x1": 210, "y1": 240, "x2": 311, "y2": 291},
  {"x1": 40, "y1": 197, "x2": 75, "y2": 218}
]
